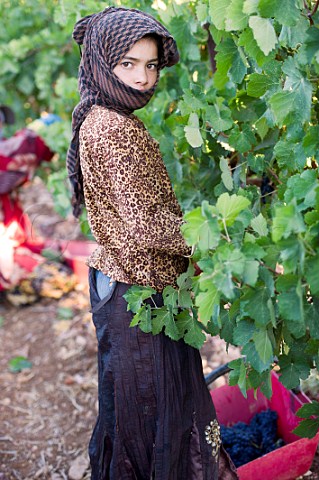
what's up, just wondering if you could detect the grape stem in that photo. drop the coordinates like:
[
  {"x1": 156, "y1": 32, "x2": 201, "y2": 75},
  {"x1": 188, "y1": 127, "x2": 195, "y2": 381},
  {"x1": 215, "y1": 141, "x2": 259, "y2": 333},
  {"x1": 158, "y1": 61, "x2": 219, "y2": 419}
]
[{"x1": 304, "y1": 0, "x2": 319, "y2": 24}]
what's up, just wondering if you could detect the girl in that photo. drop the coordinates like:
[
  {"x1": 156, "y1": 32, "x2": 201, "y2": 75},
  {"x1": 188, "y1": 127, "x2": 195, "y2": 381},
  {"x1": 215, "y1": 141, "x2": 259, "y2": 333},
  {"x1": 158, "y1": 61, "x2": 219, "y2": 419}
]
[{"x1": 67, "y1": 7, "x2": 238, "y2": 480}]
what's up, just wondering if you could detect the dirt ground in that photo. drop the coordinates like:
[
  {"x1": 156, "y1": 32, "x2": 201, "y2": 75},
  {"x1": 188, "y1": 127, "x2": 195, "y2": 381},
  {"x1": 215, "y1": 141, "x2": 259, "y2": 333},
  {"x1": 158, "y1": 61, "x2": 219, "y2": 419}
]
[
  {"x1": 0, "y1": 180, "x2": 318, "y2": 479},
  {"x1": 0, "y1": 287, "x2": 97, "y2": 480}
]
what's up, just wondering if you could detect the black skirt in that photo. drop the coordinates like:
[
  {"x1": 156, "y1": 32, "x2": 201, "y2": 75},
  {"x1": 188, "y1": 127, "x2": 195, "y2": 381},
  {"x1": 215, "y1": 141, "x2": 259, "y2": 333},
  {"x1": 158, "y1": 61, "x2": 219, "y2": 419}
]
[{"x1": 88, "y1": 268, "x2": 238, "y2": 480}]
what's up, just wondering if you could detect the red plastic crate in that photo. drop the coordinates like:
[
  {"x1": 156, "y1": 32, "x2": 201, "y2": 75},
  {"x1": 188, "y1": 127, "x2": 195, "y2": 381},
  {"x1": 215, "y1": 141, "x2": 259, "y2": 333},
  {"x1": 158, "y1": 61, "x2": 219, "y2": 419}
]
[
  {"x1": 59, "y1": 239, "x2": 96, "y2": 288},
  {"x1": 211, "y1": 373, "x2": 319, "y2": 480}
]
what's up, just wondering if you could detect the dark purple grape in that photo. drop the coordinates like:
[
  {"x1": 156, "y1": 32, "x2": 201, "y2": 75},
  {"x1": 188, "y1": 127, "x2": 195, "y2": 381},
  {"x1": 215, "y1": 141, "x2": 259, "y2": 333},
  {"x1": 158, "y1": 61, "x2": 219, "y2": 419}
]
[{"x1": 220, "y1": 409, "x2": 284, "y2": 467}]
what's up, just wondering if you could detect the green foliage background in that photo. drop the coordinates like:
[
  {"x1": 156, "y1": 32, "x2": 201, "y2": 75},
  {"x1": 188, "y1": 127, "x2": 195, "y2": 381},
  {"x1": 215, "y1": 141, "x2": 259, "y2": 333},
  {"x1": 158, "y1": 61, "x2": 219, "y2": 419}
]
[{"x1": 2, "y1": 0, "x2": 319, "y2": 408}]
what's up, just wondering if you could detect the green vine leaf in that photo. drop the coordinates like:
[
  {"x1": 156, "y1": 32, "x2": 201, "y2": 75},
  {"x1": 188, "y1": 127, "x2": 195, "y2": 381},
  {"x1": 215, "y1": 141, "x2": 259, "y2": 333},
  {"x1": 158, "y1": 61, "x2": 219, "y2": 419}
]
[
  {"x1": 209, "y1": 0, "x2": 229, "y2": 30},
  {"x1": 216, "y1": 193, "x2": 251, "y2": 226},
  {"x1": 249, "y1": 16, "x2": 277, "y2": 55},
  {"x1": 258, "y1": 0, "x2": 301, "y2": 27},
  {"x1": 251, "y1": 213, "x2": 268, "y2": 237},
  {"x1": 272, "y1": 203, "x2": 306, "y2": 242},
  {"x1": 296, "y1": 401, "x2": 319, "y2": 419},
  {"x1": 205, "y1": 100, "x2": 233, "y2": 132},
  {"x1": 292, "y1": 418, "x2": 319, "y2": 439},
  {"x1": 242, "y1": 341, "x2": 272, "y2": 372},
  {"x1": 279, "y1": 354, "x2": 310, "y2": 390},
  {"x1": 247, "y1": 73, "x2": 276, "y2": 98},
  {"x1": 241, "y1": 287, "x2": 271, "y2": 326},
  {"x1": 162, "y1": 285, "x2": 179, "y2": 311},
  {"x1": 233, "y1": 319, "x2": 256, "y2": 345},
  {"x1": 182, "y1": 202, "x2": 220, "y2": 251},
  {"x1": 243, "y1": 0, "x2": 258, "y2": 15},
  {"x1": 225, "y1": 0, "x2": 248, "y2": 32},
  {"x1": 195, "y1": 284, "x2": 220, "y2": 326},
  {"x1": 152, "y1": 306, "x2": 181, "y2": 340},
  {"x1": 124, "y1": 286, "x2": 157, "y2": 313},
  {"x1": 305, "y1": 255, "x2": 319, "y2": 295},
  {"x1": 175, "y1": 309, "x2": 206, "y2": 349},
  {"x1": 130, "y1": 305, "x2": 152, "y2": 333},
  {"x1": 229, "y1": 358, "x2": 247, "y2": 397},
  {"x1": 220, "y1": 157, "x2": 234, "y2": 191},
  {"x1": 228, "y1": 124, "x2": 256, "y2": 153},
  {"x1": 252, "y1": 328, "x2": 273, "y2": 364},
  {"x1": 269, "y1": 91, "x2": 295, "y2": 127},
  {"x1": 184, "y1": 113, "x2": 203, "y2": 148}
]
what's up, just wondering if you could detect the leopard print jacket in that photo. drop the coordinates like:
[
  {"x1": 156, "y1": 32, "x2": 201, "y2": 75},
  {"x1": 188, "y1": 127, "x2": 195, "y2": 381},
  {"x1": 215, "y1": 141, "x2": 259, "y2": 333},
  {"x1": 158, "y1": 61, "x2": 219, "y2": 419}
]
[{"x1": 79, "y1": 105, "x2": 190, "y2": 291}]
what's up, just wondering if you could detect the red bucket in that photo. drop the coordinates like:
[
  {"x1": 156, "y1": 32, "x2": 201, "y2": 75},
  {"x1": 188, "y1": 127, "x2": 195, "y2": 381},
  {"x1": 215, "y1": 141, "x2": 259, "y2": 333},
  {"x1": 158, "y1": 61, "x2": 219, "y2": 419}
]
[
  {"x1": 58, "y1": 239, "x2": 96, "y2": 288},
  {"x1": 211, "y1": 373, "x2": 319, "y2": 480}
]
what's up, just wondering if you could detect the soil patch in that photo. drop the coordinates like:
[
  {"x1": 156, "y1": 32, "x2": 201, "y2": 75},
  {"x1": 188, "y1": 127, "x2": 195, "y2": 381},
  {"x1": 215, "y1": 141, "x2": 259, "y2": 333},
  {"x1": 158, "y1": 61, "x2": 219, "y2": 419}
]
[{"x1": 0, "y1": 289, "x2": 97, "y2": 480}]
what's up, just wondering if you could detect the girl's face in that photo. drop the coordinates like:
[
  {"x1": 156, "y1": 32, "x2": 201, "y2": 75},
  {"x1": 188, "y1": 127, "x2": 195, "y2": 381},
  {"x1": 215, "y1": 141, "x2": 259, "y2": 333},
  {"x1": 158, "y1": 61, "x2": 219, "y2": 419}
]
[{"x1": 113, "y1": 37, "x2": 159, "y2": 91}]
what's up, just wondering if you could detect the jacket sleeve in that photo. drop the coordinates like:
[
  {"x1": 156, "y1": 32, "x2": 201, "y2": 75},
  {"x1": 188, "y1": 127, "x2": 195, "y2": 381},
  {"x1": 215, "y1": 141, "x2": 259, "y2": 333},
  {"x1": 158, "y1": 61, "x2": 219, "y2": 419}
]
[{"x1": 105, "y1": 124, "x2": 190, "y2": 256}]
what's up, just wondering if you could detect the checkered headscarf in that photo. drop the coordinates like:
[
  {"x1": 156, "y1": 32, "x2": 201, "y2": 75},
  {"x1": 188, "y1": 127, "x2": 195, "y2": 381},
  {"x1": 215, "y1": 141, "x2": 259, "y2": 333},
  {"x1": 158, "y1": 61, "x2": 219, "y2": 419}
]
[{"x1": 66, "y1": 7, "x2": 179, "y2": 217}]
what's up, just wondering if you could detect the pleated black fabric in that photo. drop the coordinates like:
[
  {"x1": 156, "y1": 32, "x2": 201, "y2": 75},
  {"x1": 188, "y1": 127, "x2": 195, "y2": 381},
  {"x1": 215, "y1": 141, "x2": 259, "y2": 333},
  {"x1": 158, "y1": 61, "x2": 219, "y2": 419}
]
[{"x1": 88, "y1": 268, "x2": 238, "y2": 480}]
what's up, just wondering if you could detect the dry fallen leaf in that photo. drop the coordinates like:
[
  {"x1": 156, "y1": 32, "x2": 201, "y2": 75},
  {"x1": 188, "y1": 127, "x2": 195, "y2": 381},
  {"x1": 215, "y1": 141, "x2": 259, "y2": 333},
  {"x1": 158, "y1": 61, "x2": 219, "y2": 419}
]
[{"x1": 68, "y1": 454, "x2": 89, "y2": 480}]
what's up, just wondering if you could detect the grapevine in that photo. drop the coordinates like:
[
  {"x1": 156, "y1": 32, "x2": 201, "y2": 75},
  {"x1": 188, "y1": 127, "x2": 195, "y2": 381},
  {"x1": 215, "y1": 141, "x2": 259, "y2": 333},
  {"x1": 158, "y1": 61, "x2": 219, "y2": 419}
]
[{"x1": 1, "y1": 0, "x2": 319, "y2": 426}]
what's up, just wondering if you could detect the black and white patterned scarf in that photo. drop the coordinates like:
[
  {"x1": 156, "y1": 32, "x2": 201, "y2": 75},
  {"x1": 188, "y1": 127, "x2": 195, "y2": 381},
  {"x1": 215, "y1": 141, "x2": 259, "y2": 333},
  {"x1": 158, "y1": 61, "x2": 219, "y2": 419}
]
[{"x1": 66, "y1": 7, "x2": 179, "y2": 217}]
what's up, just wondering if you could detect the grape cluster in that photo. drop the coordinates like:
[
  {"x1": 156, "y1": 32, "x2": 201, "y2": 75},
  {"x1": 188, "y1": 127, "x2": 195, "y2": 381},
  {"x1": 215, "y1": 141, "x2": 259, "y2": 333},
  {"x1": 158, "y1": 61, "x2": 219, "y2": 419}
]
[
  {"x1": 220, "y1": 409, "x2": 285, "y2": 467},
  {"x1": 260, "y1": 175, "x2": 274, "y2": 203}
]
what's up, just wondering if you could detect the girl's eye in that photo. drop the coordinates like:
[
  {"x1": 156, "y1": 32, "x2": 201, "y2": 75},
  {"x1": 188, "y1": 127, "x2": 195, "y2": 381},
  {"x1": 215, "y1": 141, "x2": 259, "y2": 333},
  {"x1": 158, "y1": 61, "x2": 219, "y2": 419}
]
[
  {"x1": 147, "y1": 63, "x2": 158, "y2": 70},
  {"x1": 121, "y1": 62, "x2": 132, "y2": 68}
]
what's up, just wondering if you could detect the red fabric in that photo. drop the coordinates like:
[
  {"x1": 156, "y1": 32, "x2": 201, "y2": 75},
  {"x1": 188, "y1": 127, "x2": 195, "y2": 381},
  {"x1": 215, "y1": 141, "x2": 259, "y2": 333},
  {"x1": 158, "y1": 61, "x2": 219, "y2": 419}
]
[{"x1": 0, "y1": 129, "x2": 54, "y2": 290}]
